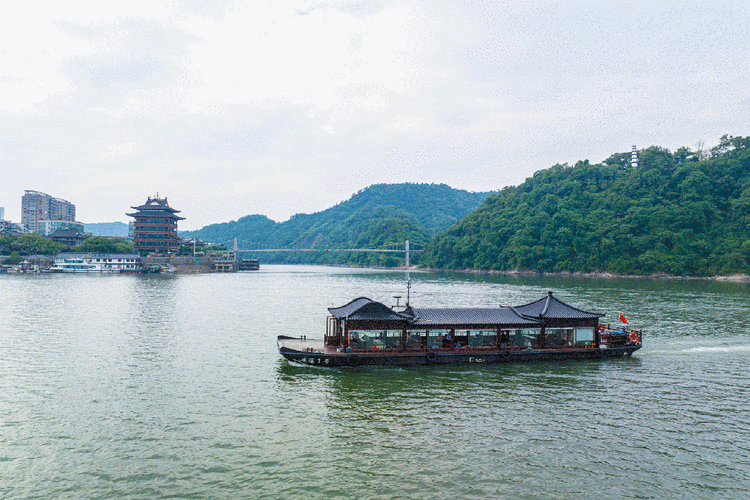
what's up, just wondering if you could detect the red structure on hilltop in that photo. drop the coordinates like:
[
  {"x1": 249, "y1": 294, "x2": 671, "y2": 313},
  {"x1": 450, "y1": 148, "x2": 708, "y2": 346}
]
[{"x1": 127, "y1": 196, "x2": 185, "y2": 254}]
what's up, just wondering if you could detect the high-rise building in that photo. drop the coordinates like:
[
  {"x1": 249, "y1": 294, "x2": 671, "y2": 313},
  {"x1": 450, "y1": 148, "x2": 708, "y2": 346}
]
[
  {"x1": 21, "y1": 190, "x2": 76, "y2": 233},
  {"x1": 127, "y1": 196, "x2": 185, "y2": 254},
  {"x1": 0, "y1": 207, "x2": 5, "y2": 220}
]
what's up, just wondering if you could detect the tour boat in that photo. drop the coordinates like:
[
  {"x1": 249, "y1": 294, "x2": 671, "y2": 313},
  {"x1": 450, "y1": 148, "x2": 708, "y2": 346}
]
[
  {"x1": 277, "y1": 292, "x2": 642, "y2": 367},
  {"x1": 49, "y1": 253, "x2": 142, "y2": 273},
  {"x1": 49, "y1": 258, "x2": 118, "y2": 273}
]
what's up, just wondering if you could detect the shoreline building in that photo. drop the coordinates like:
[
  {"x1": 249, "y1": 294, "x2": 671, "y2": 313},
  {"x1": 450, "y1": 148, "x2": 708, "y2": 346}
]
[
  {"x1": 21, "y1": 190, "x2": 76, "y2": 233},
  {"x1": 127, "y1": 196, "x2": 185, "y2": 254},
  {"x1": 38, "y1": 220, "x2": 85, "y2": 236},
  {"x1": 0, "y1": 219, "x2": 22, "y2": 236},
  {"x1": 49, "y1": 228, "x2": 88, "y2": 248}
]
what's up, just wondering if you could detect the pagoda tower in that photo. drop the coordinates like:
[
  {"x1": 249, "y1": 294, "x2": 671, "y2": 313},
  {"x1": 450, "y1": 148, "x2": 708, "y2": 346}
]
[{"x1": 127, "y1": 196, "x2": 185, "y2": 254}]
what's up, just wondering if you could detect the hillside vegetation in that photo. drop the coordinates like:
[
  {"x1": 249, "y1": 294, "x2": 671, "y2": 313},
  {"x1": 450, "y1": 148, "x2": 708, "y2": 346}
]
[
  {"x1": 425, "y1": 135, "x2": 750, "y2": 277},
  {"x1": 183, "y1": 183, "x2": 492, "y2": 266}
]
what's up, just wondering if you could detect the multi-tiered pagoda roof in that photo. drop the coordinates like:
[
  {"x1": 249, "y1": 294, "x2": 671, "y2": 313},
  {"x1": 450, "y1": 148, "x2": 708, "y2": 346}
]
[
  {"x1": 127, "y1": 197, "x2": 185, "y2": 220},
  {"x1": 127, "y1": 196, "x2": 185, "y2": 254}
]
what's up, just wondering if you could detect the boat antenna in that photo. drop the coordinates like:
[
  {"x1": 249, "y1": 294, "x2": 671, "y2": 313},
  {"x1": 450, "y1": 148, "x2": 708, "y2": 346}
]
[{"x1": 406, "y1": 278, "x2": 412, "y2": 306}]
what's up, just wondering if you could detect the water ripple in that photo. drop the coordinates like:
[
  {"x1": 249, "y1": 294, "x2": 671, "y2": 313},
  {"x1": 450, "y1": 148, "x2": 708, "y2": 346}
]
[{"x1": 2, "y1": 269, "x2": 750, "y2": 499}]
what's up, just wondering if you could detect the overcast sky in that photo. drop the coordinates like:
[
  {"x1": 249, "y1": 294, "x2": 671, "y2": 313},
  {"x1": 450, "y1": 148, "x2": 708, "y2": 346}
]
[{"x1": 1, "y1": 0, "x2": 748, "y2": 230}]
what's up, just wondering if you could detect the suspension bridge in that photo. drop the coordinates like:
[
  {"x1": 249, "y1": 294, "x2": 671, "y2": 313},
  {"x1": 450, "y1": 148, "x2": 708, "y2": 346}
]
[{"x1": 225, "y1": 240, "x2": 423, "y2": 266}]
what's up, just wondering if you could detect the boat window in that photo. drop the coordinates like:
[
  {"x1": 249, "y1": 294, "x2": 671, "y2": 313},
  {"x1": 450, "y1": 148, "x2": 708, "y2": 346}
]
[
  {"x1": 512, "y1": 328, "x2": 540, "y2": 347},
  {"x1": 406, "y1": 330, "x2": 427, "y2": 348},
  {"x1": 325, "y1": 317, "x2": 341, "y2": 345},
  {"x1": 383, "y1": 330, "x2": 402, "y2": 349},
  {"x1": 575, "y1": 328, "x2": 594, "y2": 345},
  {"x1": 353, "y1": 330, "x2": 403, "y2": 350},
  {"x1": 499, "y1": 330, "x2": 512, "y2": 347},
  {"x1": 468, "y1": 330, "x2": 496, "y2": 347},
  {"x1": 410, "y1": 329, "x2": 449, "y2": 349},
  {"x1": 545, "y1": 328, "x2": 574, "y2": 346}
]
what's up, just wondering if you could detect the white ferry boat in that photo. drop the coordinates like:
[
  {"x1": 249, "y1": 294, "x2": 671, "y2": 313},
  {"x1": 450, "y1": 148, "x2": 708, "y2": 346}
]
[
  {"x1": 49, "y1": 253, "x2": 142, "y2": 273},
  {"x1": 49, "y1": 258, "x2": 115, "y2": 273}
]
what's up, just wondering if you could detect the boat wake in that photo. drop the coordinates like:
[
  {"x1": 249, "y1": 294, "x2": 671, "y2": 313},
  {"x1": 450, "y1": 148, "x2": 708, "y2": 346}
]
[{"x1": 682, "y1": 344, "x2": 750, "y2": 354}]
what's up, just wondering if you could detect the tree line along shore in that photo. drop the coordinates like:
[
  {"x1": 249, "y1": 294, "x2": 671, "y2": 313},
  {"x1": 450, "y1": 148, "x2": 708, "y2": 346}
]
[{"x1": 4, "y1": 135, "x2": 750, "y2": 279}]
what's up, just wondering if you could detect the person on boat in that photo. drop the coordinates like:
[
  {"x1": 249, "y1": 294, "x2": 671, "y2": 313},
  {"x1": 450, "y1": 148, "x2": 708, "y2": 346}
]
[
  {"x1": 538, "y1": 330, "x2": 547, "y2": 348},
  {"x1": 500, "y1": 331, "x2": 510, "y2": 347},
  {"x1": 442, "y1": 333, "x2": 451, "y2": 348}
]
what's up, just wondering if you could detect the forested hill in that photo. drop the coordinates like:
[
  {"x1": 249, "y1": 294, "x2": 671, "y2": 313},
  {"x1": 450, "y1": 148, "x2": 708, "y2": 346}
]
[
  {"x1": 425, "y1": 135, "x2": 750, "y2": 277},
  {"x1": 183, "y1": 183, "x2": 491, "y2": 265}
]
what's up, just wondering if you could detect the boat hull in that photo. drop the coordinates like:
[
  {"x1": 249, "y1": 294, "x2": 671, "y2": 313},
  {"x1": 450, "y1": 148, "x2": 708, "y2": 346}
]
[
  {"x1": 49, "y1": 268, "x2": 119, "y2": 273},
  {"x1": 277, "y1": 336, "x2": 640, "y2": 368}
]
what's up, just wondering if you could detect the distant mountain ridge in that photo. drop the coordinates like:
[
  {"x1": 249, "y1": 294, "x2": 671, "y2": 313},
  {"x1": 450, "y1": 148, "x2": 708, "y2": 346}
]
[
  {"x1": 85, "y1": 222, "x2": 129, "y2": 237},
  {"x1": 183, "y1": 183, "x2": 492, "y2": 266}
]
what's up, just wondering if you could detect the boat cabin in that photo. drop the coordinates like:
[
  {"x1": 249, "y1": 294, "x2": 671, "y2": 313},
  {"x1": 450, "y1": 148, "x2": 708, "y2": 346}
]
[
  {"x1": 325, "y1": 292, "x2": 606, "y2": 353},
  {"x1": 326, "y1": 298, "x2": 412, "y2": 350},
  {"x1": 512, "y1": 291, "x2": 605, "y2": 348}
]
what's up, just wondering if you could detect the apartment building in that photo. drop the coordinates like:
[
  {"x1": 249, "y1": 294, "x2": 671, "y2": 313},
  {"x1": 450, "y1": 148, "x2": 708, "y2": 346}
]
[{"x1": 21, "y1": 190, "x2": 76, "y2": 233}]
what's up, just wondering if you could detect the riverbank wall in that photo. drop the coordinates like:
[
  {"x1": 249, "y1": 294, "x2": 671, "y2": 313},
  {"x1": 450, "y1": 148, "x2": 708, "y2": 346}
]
[{"x1": 142, "y1": 256, "x2": 213, "y2": 273}]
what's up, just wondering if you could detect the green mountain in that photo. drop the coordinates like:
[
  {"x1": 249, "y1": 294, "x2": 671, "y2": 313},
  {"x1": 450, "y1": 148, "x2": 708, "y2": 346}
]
[
  {"x1": 183, "y1": 183, "x2": 492, "y2": 266},
  {"x1": 425, "y1": 135, "x2": 750, "y2": 277}
]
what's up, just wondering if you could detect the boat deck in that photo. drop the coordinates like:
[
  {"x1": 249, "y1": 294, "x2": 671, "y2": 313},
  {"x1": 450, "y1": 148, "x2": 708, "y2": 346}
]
[
  {"x1": 278, "y1": 334, "x2": 640, "y2": 367},
  {"x1": 277, "y1": 336, "x2": 633, "y2": 356},
  {"x1": 278, "y1": 336, "x2": 331, "y2": 354}
]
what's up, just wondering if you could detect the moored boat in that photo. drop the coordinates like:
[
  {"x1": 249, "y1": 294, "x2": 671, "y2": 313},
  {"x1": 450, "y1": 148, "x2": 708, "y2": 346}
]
[
  {"x1": 277, "y1": 292, "x2": 642, "y2": 367},
  {"x1": 50, "y1": 253, "x2": 142, "y2": 273},
  {"x1": 49, "y1": 258, "x2": 117, "y2": 273}
]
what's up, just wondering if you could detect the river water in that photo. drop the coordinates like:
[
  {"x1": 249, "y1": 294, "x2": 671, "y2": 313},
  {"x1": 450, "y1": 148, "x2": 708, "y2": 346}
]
[{"x1": 1, "y1": 265, "x2": 749, "y2": 499}]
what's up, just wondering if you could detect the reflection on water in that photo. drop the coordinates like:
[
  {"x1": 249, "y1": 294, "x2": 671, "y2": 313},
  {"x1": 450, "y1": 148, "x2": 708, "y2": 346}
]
[{"x1": 2, "y1": 266, "x2": 750, "y2": 499}]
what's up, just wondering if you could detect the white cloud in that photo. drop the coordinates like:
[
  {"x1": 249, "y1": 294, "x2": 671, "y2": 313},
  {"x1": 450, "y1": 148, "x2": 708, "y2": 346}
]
[{"x1": 1, "y1": 0, "x2": 749, "y2": 229}]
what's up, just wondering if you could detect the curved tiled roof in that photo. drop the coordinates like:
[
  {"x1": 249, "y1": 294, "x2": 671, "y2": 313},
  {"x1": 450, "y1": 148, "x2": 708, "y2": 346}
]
[
  {"x1": 513, "y1": 291, "x2": 604, "y2": 320},
  {"x1": 127, "y1": 197, "x2": 185, "y2": 220},
  {"x1": 328, "y1": 297, "x2": 411, "y2": 322},
  {"x1": 408, "y1": 307, "x2": 540, "y2": 328},
  {"x1": 327, "y1": 292, "x2": 602, "y2": 328}
]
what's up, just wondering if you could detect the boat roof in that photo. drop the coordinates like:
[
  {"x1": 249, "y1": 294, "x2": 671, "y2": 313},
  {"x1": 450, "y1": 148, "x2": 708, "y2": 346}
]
[
  {"x1": 407, "y1": 307, "x2": 541, "y2": 328},
  {"x1": 513, "y1": 291, "x2": 604, "y2": 320},
  {"x1": 328, "y1": 292, "x2": 603, "y2": 329},
  {"x1": 328, "y1": 297, "x2": 412, "y2": 322}
]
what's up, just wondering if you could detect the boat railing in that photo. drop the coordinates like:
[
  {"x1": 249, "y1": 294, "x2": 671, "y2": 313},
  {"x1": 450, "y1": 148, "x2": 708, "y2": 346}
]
[
  {"x1": 350, "y1": 343, "x2": 603, "y2": 354},
  {"x1": 601, "y1": 328, "x2": 642, "y2": 346},
  {"x1": 345, "y1": 329, "x2": 644, "y2": 354}
]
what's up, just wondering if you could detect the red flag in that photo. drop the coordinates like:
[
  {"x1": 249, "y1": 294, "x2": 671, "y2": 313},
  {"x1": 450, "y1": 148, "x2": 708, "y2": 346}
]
[{"x1": 619, "y1": 312, "x2": 629, "y2": 325}]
